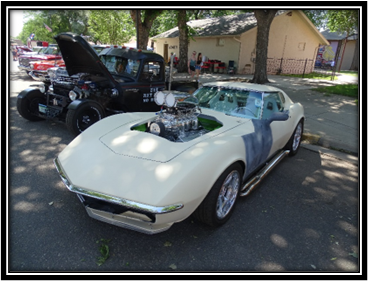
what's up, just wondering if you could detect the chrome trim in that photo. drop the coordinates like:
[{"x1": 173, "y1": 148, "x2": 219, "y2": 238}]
[
  {"x1": 240, "y1": 150, "x2": 290, "y2": 197},
  {"x1": 29, "y1": 71, "x2": 43, "y2": 81},
  {"x1": 53, "y1": 157, "x2": 184, "y2": 214}
]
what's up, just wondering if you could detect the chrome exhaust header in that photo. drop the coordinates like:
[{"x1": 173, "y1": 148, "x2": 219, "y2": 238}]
[{"x1": 240, "y1": 150, "x2": 290, "y2": 197}]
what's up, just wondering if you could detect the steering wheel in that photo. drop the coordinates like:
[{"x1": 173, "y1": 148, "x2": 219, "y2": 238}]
[{"x1": 232, "y1": 107, "x2": 256, "y2": 117}]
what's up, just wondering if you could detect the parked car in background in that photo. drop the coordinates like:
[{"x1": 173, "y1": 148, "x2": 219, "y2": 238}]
[
  {"x1": 17, "y1": 33, "x2": 197, "y2": 136},
  {"x1": 54, "y1": 82, "x2": 304, "y2": 234},
  {"x1": 28, "y1": 59, "x2": 66, "y2": 82},
  {"x1": 18, "y1": 46, "x2": 62, "y2": 74}
]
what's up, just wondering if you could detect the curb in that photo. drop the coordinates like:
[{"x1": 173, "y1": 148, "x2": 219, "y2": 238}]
[
  {"x1": 301, "y1": 132, "x2": 358, "y2": 165},
  {"x1": 302, "y1": 132, "x2": 320, "y2": 145},
  {"x1": 301, "y1": 143, "x2": 358, "y2": 166}
]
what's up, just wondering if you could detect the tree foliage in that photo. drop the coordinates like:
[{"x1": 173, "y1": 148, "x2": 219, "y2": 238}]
[
  {"x1": 88, "y1": 10, "x2": 134, "y2": 45},
  {"x1": 18, "y1": 10, "x2": 90, "y2": 44},
  {"x1": 304, "y1": 9, "x2": 358, "y2": 34}
]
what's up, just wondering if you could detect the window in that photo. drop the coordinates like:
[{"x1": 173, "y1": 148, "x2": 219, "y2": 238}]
[
  {"x1": 217, "y1": 38, "x2": 225, "y2": 46},
  {"x1": 100, "y1": 55, "x2": 141, "y2": 78},
  {"x1": 139, "y1": 61, "x2": 162, "y2": 82},
  {"x1": 298, "y1": 42, "x2": 306, "y2": 51},
  {"x1": 261, "y1": 92, "x2": 285, "y2": 120}
]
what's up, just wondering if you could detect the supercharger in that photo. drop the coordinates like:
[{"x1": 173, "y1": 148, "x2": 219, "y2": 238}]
[{"x1": 147, "y1": 91, "x2": 209, "y2": 142}]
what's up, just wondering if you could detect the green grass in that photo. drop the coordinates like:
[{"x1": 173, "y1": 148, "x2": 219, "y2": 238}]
[
  {"x1": 338, "y1": 71, "x2": 358, "y2": 77},
  {"x1": 280, "y1": 72, "x2": 337, "y2": 80},
  {"x1": 312, "y1": 84, "x2": 358, "y2": 98}
]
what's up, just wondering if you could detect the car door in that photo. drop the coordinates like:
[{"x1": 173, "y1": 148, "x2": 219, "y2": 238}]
[
  {"x1": 139, "y1": 61, "x2": 165, "y2": 112},
  {"x1": 262, "y1": 92, "x2": 293, "y2": 154}
]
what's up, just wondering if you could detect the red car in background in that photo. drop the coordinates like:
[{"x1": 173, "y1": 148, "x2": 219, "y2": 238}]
[
  {"x1": 18, "y1": 45, "x2": 62, "y2": 74},
  {"x1": 29, "y1": 59, "x2": 66, "y2": 82}
]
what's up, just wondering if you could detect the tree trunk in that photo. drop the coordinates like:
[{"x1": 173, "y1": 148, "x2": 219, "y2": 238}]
[
  {"x1": 251, "y1": 10, "x2": 277, "y2": 84},
  {"x1": 350, "y1": 35, "x2": 359, "y2": 71},
  {"x1": 177, "y1": 10, "x2": 189, "y2": 73},
  {"x1": 130, "y1": 10, "x2": 163, "y2": 50}
]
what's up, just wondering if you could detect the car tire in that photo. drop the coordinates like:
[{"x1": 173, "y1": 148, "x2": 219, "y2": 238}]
[
  {"x1": 192, "y1": 163, "x2": 243, "y2": 227},
  {"x1": 285, "y1": 119, "x2": 303, "y2": 157},
  {"x1": 17, "y1": 89, "x2": 46, "y2": 121},
  {"x1": 66, "y1": 101, "x2": 105, "y2": 136}
]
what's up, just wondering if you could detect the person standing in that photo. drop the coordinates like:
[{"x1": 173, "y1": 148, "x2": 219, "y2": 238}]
[
  {"x1": 195, "y1": 53, "x2": 202, "y2": 80},
  {"x1": 12, "y1": 46, "x2": 18, "y2": 61},
  {"x1": 188, "y1": 51, "x2": 196, "y2": 79}
]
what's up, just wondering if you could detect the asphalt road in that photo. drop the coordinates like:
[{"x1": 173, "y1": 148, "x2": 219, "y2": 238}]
[{"x1": 7, "y1": 66, "x2": 360, "y2": 274}]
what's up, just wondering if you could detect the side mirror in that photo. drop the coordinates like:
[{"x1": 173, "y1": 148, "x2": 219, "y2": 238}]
[{"x1": 268, "y1": 111, "x2": 289, "y2": 123}]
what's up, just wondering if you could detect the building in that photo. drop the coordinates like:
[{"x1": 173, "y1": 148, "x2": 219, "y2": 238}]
[
  {"x1": 319, "y1": 29, "x2": 358, "y2": 71},
  {"x1": 152, "y1": 10, "x2": 329, "y2": 74}
]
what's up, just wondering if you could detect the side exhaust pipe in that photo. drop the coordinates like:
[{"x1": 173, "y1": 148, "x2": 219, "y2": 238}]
[{"x1": 240, "y1": 150, "x2": 290, "y2": 197}]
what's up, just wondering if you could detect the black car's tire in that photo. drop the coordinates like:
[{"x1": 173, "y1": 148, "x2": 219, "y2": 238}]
[
  {"x1": 17, "y1": 89, "x2": 46, "y2": 121},
  {"x1": 66, "y1": 101, "x2": 105, "y2": 136},
  {"x1": 192, "y1": 163, "x2": 243, "y2": 227},
  {"x1": 285, "y1": 119, "x2": 304, "y2": 157}
]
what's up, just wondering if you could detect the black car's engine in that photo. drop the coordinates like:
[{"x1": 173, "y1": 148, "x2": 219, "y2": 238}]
[
  {"x1": 47, "y1": 67, "x2": 116, "y2": 100},
  {"x1": 147, "y1": 91, "x2": 209, "y2": 142}
]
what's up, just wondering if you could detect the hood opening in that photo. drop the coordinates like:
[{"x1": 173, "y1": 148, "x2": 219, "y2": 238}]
[{"x1": 54, "y1": 33, "x2": 116, "y2": 87}]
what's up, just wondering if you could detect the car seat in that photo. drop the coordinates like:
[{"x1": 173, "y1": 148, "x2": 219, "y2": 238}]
[{"x1": 262, "y1": 97, "x2": 278, "y2": 120}]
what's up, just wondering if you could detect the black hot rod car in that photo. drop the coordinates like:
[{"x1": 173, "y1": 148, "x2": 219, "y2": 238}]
[{"x1": 17, "y1": 33, "x2": 197, "y2": 136}]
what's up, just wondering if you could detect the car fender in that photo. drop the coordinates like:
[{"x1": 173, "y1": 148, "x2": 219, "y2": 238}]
[
  {"x1": 155, "y1": 133, "x2": 247, "y2": 222},
  {"x1": 67, "y1": 99, "x2": 105, "y2": 111},
  {"x1": 18, "y1": 87, "x2": 43, "y2": 99}
]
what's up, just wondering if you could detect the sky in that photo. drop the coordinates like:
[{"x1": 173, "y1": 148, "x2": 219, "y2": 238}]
[{"x1": 10, "y1": 10, "x2": 25, "y2": 37}]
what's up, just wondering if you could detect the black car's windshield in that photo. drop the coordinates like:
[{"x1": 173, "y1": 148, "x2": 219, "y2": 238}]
[
  {"x1": 194, "y1": 86, "x2": 263, "y2": 119},
  {"x1": 100, "y1": 55, "x2": 140, "y2": 78}
]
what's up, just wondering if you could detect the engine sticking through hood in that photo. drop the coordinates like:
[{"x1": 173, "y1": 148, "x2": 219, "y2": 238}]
[{"x1": 145, "y1": 91, "x2": 210, "y2": 142}]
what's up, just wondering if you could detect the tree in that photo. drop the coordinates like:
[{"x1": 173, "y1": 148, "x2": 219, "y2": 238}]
[
  {"x1": 251, "y1": 10, "x2": 277, "y2": 84},
  {"x1": 176, "y1": 10, "x2": 189, "y2": 73},
  {"x1": 130, "y1": 10, "x2": 163, "y2": 49},
  {"x1": 326, "y1": 10, "x2": 359, "y2": 71},
  {"x1": 18, "y1": 10, "x2": 90, "y2": 44},
  {"x1": 88, "y1": 10, "x2": 134, "y2": 45},
  {"x1": 304, "y1": 9, "x2": 359, "y2": 71}
]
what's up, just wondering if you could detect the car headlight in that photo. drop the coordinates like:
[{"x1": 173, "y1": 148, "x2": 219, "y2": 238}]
[
  {"x1": 69, "y1": 90, "x2": 78, "y2": 101},
  {"x1": 39, "y1": 84, "x2": 46, "y2": 93},
  {"x1": 47, "y1": 68, "x2": 57, "y2": 80}
]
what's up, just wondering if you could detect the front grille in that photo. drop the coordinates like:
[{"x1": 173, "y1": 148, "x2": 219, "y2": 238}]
[
  {"x1": 53, "y1": 82, "x2": 75, "y2": 97},
  {"x1": 19, "y1": 58, "x2": 30, "y2": 67},
  {"x1": 79, "y1": 195, "x2": 156, "y2": 223}
]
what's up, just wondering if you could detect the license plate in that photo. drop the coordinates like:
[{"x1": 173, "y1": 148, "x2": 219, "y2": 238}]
[{"x1": 38, "y1": 104, "x2": 48, "y2": 113}]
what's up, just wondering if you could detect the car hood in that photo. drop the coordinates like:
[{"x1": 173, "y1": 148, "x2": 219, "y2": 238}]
[
  {"x1": 54, "y1": 33, "x2": 117, "y2": 87},
  {"x1": 57, "y1": 111, "x2": 252, "y2": 205}
]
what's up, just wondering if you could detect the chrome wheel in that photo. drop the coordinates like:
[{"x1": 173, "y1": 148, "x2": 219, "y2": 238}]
[
  {"x1": 292, "y1": 122, "x2": 303, "y2": 151},
  {"x1": 216, "y1": 170, "x2": 240, "y2": 219}
]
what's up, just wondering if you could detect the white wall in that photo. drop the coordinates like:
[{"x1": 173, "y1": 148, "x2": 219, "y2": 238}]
[{"x1": 154, "y1": 36, "x2": 240, "y2": 68}]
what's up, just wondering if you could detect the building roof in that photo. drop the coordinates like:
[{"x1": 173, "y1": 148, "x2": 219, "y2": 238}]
[
  {"x1": 153, "y1": 10, "x2": 328, "y2": 45},
  {"x1": 321, "y1": 29, "x2": 358, "y2": 40},
  {"x1": 152, "y1": 12, "x2": 271, "y2": 39}
]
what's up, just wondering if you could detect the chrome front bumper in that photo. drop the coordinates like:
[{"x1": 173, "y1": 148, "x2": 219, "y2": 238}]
[
  {"x1": 54, "y1": 157, "x2": 183, "y2": 234},
  {"x1": 29, "y1": 70, "x2": 49, "y2": 82},
  {"x1": 18, "y1": 65, "x2": 32, "y2": 72}
]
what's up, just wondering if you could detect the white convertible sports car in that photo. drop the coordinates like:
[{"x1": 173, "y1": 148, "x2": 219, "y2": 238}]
[{"x1": 54, "y1": 81, "x2": 304, "y2": 234}]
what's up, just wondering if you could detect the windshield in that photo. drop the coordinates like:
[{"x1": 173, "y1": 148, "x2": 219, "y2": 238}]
[
  {"x1": 43, "y1": 47, "x2": 60, "y2": 55},
  {"x1": 100, "y1": 55, "x2": 141, "y2": 78},
  {"x1": 194, "y1": 86, "x2": 263, "y2": 119}
]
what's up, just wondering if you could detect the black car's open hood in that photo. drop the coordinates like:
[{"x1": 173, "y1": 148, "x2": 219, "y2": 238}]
[{"x1": 54, "y1": 33, "x2": 117, "y2": 87}]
